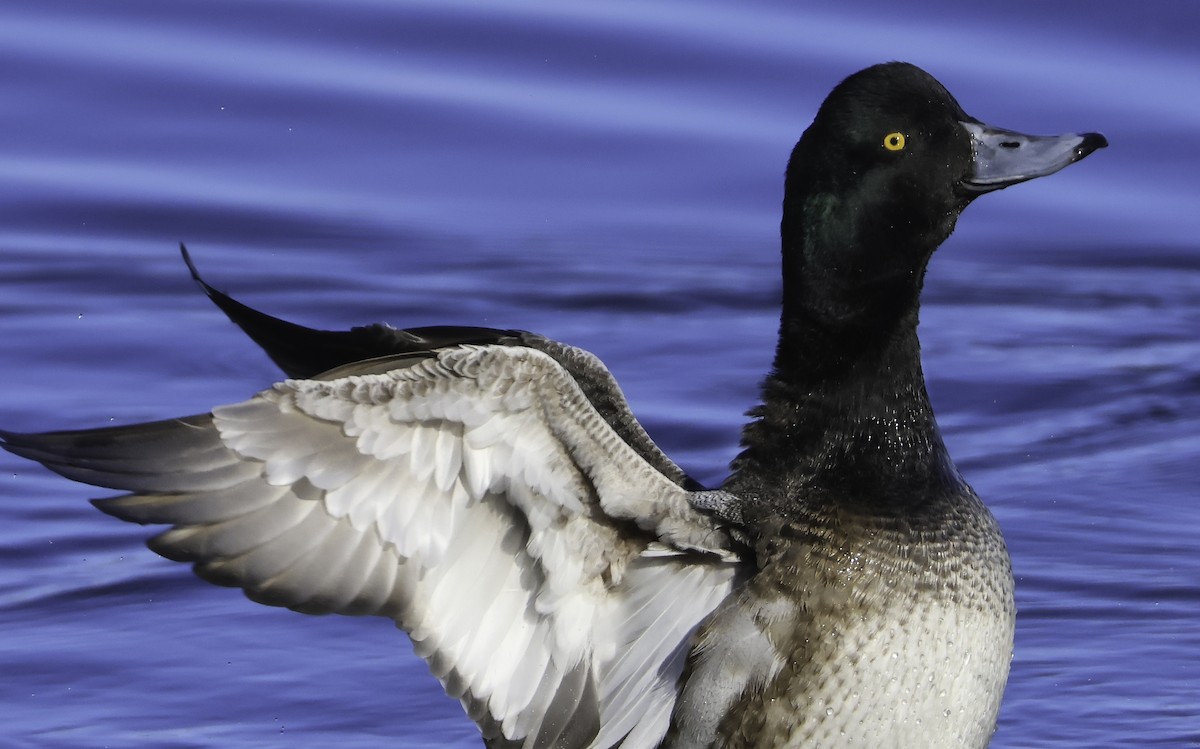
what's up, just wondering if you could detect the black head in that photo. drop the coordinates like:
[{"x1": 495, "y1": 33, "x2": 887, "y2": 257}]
[
  {"x1": 732, "y1": 63, "x2": 1104, "y2": 510},
  {"x1": 780, "y1": 62, "x2": 1105, "y2": 337},
  {"x1": 787, "y1": 62, "x2": 973, "y2": 225}
]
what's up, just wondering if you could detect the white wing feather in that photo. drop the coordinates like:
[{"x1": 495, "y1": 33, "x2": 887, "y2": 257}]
[{"x1": 53, "y1": 344, "x2": 741, "y2": 748}]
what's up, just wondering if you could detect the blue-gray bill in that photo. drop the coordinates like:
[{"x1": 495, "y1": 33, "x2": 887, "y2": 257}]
[{"x1": 961, "y1": 121, "x2": 1107, "y2": 193}]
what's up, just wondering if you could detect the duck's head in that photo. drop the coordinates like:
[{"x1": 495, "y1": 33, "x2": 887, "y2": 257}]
[{"x1": 780, "y1": 62, "x2": 1106, "y2": 334}]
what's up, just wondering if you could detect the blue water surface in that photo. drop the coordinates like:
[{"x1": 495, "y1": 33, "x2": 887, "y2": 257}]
[{"x1": 0, "y1": 1, "x2": 1197, "y2": 747}]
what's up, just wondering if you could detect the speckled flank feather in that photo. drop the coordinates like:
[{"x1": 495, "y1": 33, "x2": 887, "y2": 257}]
[{"x1": 680, "y1": 500, "x2": 1014, "y2": 749}]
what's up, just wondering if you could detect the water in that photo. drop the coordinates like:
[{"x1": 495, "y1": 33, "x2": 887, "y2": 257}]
[{"x1": 0, "y1": 1, "x2": 1196, "y2": 747}]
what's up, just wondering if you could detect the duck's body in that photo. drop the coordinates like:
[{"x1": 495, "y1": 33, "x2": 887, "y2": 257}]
[
  {"x1": 672, "y1": 327, "x2": 1018, "y2": 747},
  {"x1": 2, "y1": 63, "x2": 1103, "y2": 748},
  {"x1": 672, "y1": 488, "x2": 1013, "y2": 748}
]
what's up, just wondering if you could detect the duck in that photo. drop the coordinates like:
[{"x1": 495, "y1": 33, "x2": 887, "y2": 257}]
[{"x1": 1, "y1": 62, "x2": 1105, "y2": 748}]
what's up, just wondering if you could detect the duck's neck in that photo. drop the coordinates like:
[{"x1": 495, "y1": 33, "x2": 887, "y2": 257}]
[{"x1": 726, "y1": 211, "x2": 959, "y2": 513}]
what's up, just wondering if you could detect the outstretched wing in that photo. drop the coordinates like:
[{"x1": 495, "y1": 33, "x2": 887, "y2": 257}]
[
  {"x1": 178, "y1": 243, "x2": 704, "y2": 495},
  {"x1": 3, "y1": 342, "x2": 742, "y2": 749}
]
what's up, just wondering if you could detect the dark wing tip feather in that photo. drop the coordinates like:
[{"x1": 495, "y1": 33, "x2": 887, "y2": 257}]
[
  {"x1": 181, "y1": 243, "x2": 354, "y2": 379},
  {"x1": 180, "y1": 244, "x2": 528, "y2": 379},
  {"x1": 90, "y1": 495, "x2": 157, "y2": 524},
  {"x1": 1, "y1": 417, "x2": 208, "y2": 469},
  {"x1": 1, "y1": 415, "x2": 255, "y2": 492}
]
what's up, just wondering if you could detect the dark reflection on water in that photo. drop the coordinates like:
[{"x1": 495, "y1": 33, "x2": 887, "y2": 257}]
[{"x1": 1, "y1": 1, "x2": 1197, "y2": 747}]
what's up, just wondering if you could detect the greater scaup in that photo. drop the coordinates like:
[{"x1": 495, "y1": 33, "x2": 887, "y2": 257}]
[{"x1": 2, "y1": 62, "x2": 1105, "y2": 748}]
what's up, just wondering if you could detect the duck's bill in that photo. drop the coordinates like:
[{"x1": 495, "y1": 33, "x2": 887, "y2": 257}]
[{"x1": 960, "y1": 121, "x2": 1107, "y2": 194}]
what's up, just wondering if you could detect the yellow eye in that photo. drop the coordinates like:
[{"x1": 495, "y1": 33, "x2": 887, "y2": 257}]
[{"x1": 883, "y1": 132, "x2": 906, "y2": 151}]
